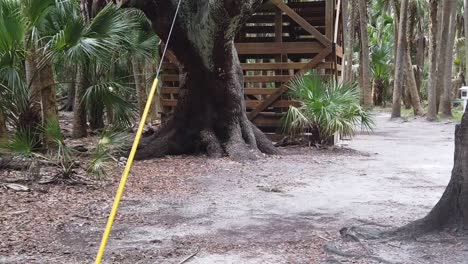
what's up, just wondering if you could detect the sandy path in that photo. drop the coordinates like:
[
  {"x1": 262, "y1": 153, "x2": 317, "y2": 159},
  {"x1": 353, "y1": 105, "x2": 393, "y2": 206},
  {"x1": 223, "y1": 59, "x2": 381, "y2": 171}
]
[{"x1": 1, "y1": 113, "x2": 462, "y2": 263}]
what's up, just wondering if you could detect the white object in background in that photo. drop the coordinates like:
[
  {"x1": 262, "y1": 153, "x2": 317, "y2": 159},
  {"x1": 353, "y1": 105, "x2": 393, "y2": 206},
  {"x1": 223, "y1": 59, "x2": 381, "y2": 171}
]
[{"x1": 460, "y1": 87, "x2": 468, "y2": 111}]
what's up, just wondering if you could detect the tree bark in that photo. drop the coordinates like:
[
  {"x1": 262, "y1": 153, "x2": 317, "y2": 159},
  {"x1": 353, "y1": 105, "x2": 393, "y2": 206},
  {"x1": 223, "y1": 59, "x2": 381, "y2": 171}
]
[
  {"x1": 72, "y1": 65, "x2": 88, "y2": 138},
  {"x1": 25, "y1": 53, "x2": 60, "y2": 146},
  {"x1": 391, "y1": 0, "x2": 409, "y2": 118},
  {"x1": 404, "y1": 13, "x2": 424, "y2": 116},
  {"x1": 439, "y1": 0, "x2": 457, "y2": 118},
  {"x1": 435, "y1": 0, "x2": 452, "y2": 114},
  {"x1": 465, "y1": 0, "x2": 468, "y2": 80},
  {"x1": 89, "y1": 100, "x2": 105, "y2": 130},
  {"x1": 401, "y1": 109, "x2": 468, "y2": 234},
  {"x1": 120, "y1": 0, "x2": 279, "y2": 160},
  {"x1": 0, "y1": 111, "x2": 7, "y2": 140},
  {"x1": 427, "y1": 0, "x2": 439, "y2": 121},
  {"x1": 342, "y1": 0, "x2": 353, "y2": 84},
  {"x1": 357, "y1": 0, "x2": 372, "y2": 107},
  {"x1": 64, "y1": 81, "x2": 75, "y2": 112},
  {"x1": 132, "y1": 58, "x2": 148, "y2": 116},
  {"x1": 414, "y1": 26, "x2": 425, "y2": 95},
  {"x1": 40, "y1": 62, "x2": 59, "y2": 126}
]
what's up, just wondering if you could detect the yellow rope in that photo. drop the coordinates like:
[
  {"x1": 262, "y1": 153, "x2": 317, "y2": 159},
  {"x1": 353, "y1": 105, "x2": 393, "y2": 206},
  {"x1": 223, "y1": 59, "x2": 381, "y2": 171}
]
[
  {"x1": 95, "y1": 1, "x2": 182, "y2": 262},
  {"x1": 94, "y1": 78, "x2": 159, "y2": 264}
]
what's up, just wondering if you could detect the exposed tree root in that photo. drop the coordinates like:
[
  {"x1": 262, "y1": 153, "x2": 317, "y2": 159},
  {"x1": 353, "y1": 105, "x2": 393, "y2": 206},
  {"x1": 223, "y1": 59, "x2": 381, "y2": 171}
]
[
  {"x1": 324, "y1": 243, "x2": 397, "y2": 264},
  {"x1": 135, "y1": 118, "x2": 280, "y2": 161}
]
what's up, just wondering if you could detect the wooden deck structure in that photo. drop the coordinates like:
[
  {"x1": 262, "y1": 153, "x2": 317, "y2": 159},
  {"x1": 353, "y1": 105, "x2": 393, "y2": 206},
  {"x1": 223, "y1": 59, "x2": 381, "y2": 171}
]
[{"x1": 160, "y1": 0, "x2": 343, "y2": 138}]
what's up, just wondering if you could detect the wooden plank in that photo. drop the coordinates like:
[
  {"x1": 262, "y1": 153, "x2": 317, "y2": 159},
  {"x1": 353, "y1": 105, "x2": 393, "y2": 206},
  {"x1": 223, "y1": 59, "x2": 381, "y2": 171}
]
[
  {"x1": 325, "y1": 0, "x2": 335, "y2": 41},
  {"x1": 244, "y1": 75, "x2": 292, "y2": 83},
  {"x1": 241, "y1": 62, "x2": 335, "y2": 70},
  {"x1": 236, "y1": 42, "x2": 324, "y2": 55},
  {"x1": 161, "y1": 75, "x2": 179, "y2": 82},
  {"x1": 161, "y1": 99, "x2": 178, "y2": 107},
  {"x1": 245, "y1": 88, "x2": 279, "y2": 95},
  {"x1": 334, "y1": 0, "x2": 342, "y2": 44},
  {"x1": 248, "y1": 47, "x2": 332, "y2": 120},
  {"x1": 162, "y1": 87, "x2": 280, "y2": 95},
  {"x1": 270, "y1": 0, "x2": 331, "y2": 47},
  {"x1": 246, "y1": 100, "x2": 300, "y2": 109},
  {"x1": 162, "y1": 99, "x2": 300, "y2": 109},
  {"x1": 161, "y1": 87, "x2": 179, "y2": 94}
]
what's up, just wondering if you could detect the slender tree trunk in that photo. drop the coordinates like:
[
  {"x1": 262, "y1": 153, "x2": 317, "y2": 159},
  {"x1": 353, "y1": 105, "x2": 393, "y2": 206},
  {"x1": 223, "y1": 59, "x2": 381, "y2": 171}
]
[
  {"x1": 391, "y1": 0, "x2": 409, "y2": 118},
  {"x1": 427, "y1": 0, "x2": 439, "y2": 121},
  {"x1": 357, "y1": 0, "x2": 372, "y2": 107},
  {"x1": 405, "y1": 13, "x2": 424, "y2": 116},
  {"x1": 436, "y1": 0, "x2": 452, "y2": 114},
  {"x1": 122, "y1": 0, "x2": 279, "y2": 160},
  {"x1": 372, "y1": 79, "x2": 384, "y2": 106},
  {"x1": 25, "y1": 55, "x2": 42, "y2": 116},
  {"x1": 40, "y1": 62, "x2": 59, "y2": 124},
  {"x1": 405, "y1": 51, "x2": 424, "y2": 115},
  {"x1": 439, "y1": 0, "x2": 457, "y2": 118},
  {"x1": 415, "y1": 24, "x2": 425, "y2": 94},
  {"x1": 132, "y1": 59, "x2": 148, "y2": 116},
  {"x1": 0, "y1": 111, "x2": 7, "y2": 140},
  {"x1": 64, "y1": 80, "x2": 75, "y2": 112},
  {"x1": 72, "y1": 65, "x2": 88, "y2": 138},
  {"x1": 89, "y1": 100, "x2": 105, "y2": 130},
  {"x1": 465, "y1": 0, "x2": 468, "y2": 79},
  {"x1": 342, "y1": 0, "x2": 353, "y2": 84}
]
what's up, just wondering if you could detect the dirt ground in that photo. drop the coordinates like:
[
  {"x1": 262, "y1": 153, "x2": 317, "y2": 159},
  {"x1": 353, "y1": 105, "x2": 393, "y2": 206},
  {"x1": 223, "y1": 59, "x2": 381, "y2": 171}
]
[{"x1": 1, "y1": 113, "x2": 468, "y2": 264}]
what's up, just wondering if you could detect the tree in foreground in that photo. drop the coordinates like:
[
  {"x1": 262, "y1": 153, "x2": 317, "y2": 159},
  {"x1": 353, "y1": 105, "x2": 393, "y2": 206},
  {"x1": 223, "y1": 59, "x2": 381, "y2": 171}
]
[
  {"x1": 400, "y1": 110, "x2": 468, "y2": 233},
  {"x1": 118, "y1": 0, "x2": 279, "y2": 160}
]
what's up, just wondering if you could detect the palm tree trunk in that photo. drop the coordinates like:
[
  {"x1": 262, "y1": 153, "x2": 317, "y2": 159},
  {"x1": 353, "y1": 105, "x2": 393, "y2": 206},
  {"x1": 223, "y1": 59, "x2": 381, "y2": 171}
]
[
  {"x1": 342, "y1": 0, "x2": 353, "y2": 84},
  {"x1": 40, "y1": 62, "x2": 59, "y2": 125},
  {"x1": 25, "y1": 54, "x2": 42, "y2": 115},
  {"x1": 439, "y1": 0, "x2": 457, "y2": 118},
  {"x1": 357, "y1": 0, "x2": 372, "y2": 107},
  {"x1": 132, "y1": 59, "x2": 148, "y2": 116},
  {"x1": 72, "y1": 65, "x2": 88, "y2": 138},
  {"x1": 25, "y1": 53, "x2": 60, "y2": 146},
  {"x1": 414, "y1": 22, "x2": 425, "y2": 94},
  {"x1": 405, "y1": 9, "x2": 424, "y2": 116},
  {"x1": 64, "y1": 80, "x2": 75, "y2": 112},
  {"x1": 89, "y1": 100, "x2": 104, "y2": 130},
  {"x1": 405, "y1": 51, "x2": 424, "y2": 116},
  {"x1": 0, "y1": 111, "x2": 7, "y2": 140},
  {"x1": 427, "y1": 0, "x2": 439, "y2": 121},
  {"x1": 391, "y1": 0, "x2": 409, "y2": 118}
]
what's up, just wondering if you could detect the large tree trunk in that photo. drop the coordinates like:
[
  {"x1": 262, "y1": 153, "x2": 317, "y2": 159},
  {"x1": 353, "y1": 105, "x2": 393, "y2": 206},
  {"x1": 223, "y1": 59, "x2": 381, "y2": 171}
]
[
  {"x1": 391, "y1": 0, "x2": 409, "y2": 118},
  {"x1": 120, "y1": 0, "x2": 279, "y2": 160},
  {"x1": 427, "y1": 0, "x2": 439, "y2": 121},
  {"x1": 439, "y1": 0, "x2": 457, "y2": 118},
  {"x1": 72, "y1": 65, "x2": 88, "y2": 138},
  {"x1": 402, "y1": 109, "x2": 468, "y2": 234},
  {"x1": 357, "y1": 0, "x2": 372, "y2": 107},
  {"x1": 465, "y1": 0, "x2": 468, "y2": 80}
]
